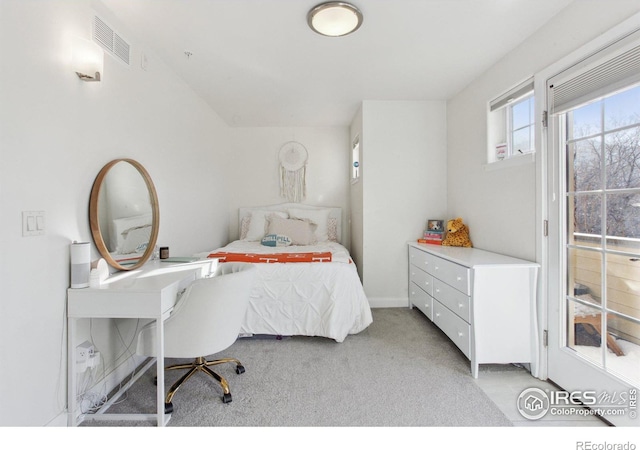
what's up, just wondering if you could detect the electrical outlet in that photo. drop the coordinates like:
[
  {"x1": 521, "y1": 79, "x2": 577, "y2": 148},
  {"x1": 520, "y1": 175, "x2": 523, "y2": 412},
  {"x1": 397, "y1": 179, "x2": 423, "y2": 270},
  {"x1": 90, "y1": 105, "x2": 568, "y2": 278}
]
[{"x1": 76, "y1": 341, "x2": 94, "y2": 362}]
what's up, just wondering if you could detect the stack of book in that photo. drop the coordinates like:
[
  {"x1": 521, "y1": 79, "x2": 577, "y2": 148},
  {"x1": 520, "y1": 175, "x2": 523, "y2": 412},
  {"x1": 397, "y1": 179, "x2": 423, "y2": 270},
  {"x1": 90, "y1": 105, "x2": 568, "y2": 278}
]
[{"x1": 418, "y1": 230, "x2": 444, "y2": 245}]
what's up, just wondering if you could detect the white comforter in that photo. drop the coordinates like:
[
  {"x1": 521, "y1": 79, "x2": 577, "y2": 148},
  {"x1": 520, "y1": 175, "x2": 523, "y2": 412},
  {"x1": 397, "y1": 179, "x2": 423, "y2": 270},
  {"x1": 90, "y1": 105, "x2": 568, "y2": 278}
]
[{"x1": 203, "y1": 240, "x2": 373, "y2": 342}]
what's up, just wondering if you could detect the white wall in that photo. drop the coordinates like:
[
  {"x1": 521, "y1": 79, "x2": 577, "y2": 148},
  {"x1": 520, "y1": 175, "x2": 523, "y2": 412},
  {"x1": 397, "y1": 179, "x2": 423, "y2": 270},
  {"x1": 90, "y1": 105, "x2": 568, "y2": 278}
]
[
  {"x1": 355, "y1": 101, "x2": 448, "y2": 306},
  {"x1": 0, "y1": 0, "x2": 231, "y2": 426},
  {"x1": 224, "y1": 126, "x2": 351, "y2": 248},
  {"x1": 349, "y1": 107, "x2": 364, "y2": 280},
  {"x1": 447, "y1": 1, "x2": 640, "y2": 261}
]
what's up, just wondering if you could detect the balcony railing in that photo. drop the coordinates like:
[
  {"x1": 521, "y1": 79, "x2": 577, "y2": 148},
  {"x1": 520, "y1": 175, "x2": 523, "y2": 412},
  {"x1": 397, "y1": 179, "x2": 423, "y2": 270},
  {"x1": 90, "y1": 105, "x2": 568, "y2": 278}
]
[{"x1": 569, "y1": 232, "x2": 640, "y2": 346}]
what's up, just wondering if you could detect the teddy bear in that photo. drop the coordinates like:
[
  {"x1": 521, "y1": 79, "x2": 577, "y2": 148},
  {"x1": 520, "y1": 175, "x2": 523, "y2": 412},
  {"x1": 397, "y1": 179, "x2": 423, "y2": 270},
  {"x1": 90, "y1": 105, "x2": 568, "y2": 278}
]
[{"x1": 441, "y1": 217, "x2": 473, "y2": 248}]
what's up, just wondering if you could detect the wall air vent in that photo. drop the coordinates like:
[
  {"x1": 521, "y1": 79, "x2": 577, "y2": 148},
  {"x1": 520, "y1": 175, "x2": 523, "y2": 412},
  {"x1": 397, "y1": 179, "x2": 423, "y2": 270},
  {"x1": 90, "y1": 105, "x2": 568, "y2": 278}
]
[{"x1": 93, "y1": 15, "x2": 130, "y2": 66}]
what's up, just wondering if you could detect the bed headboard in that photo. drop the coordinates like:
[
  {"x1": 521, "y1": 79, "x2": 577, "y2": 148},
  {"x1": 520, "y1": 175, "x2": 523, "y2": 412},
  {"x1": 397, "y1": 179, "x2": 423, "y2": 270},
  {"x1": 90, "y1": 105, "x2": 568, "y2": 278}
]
[{"x1": 238, "y1": 203, "x2": 343, "y2": 243}]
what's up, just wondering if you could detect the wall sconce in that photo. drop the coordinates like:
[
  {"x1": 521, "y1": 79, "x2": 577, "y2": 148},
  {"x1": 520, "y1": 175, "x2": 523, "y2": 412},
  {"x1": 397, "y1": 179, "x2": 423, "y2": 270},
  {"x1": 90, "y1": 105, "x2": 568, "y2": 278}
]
[{"x1": 72, "y1": 37, "x2": 103, "y2": 82}]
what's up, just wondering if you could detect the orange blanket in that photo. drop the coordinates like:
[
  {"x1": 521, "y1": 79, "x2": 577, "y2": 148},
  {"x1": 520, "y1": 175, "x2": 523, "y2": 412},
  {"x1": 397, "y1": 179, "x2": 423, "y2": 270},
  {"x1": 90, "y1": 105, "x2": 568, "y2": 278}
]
[{"x1": 207, "y1": 251, "x2": 333, "y2": 263}]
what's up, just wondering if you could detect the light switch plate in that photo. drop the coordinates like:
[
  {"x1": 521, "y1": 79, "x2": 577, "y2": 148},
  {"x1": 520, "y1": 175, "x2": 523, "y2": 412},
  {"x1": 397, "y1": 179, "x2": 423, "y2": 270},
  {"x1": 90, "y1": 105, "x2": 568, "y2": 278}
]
[{"x1": 22, "y1": 211, "x2": 45, "y2": 236}]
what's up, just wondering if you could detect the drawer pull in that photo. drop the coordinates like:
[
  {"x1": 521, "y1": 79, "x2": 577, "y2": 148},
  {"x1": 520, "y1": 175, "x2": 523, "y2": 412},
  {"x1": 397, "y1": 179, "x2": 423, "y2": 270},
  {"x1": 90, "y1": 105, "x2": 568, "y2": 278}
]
[
  {"x1": 457, "y1": 276, "x2": 462, "y2": 281},
  {"x1": 435, "y1": 313, "x2": 440, "y2": 317},
  {"x1": 458, "y1": 332, "x2": 464, "y2": 338},
  {"x1": 435, "y1": 266, "x2": 439, "y2": 270},
  {"x1": 424, "y1": 303, "x2": 430, "y2": 309},
  {"x1": 458, "y1": 303, "x2": 464, "y2": 309}
]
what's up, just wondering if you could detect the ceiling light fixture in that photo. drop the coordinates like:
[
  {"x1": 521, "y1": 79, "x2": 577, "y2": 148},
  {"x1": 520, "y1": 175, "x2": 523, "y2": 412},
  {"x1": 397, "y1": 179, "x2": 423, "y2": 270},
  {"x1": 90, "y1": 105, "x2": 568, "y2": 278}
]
[{"x1": 307, "y1": 2, "x2": 363, "y2": 37}]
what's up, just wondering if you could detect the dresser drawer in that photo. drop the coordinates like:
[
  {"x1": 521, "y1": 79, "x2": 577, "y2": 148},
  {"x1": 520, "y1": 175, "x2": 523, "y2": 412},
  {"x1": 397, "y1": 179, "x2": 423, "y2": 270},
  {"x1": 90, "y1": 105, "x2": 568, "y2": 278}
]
[
  {"x1": 409, "y1": 266, "x2": 432, "y2": 296},
  {"x1": 409, "y1": 246, "x2": 438, "y2": 275},
  {"x1": 409, "y1": 282, "x2": 433, "y2": 321},
  {"x1": 433, "y1": 300, "x2": 471, "y2": 358},
  {"x1": 431, "y1": 256, "x2": 470, "y2": 295},
  {"x1": 433, "y1": 279, "x2": 470, "y2": 323}
]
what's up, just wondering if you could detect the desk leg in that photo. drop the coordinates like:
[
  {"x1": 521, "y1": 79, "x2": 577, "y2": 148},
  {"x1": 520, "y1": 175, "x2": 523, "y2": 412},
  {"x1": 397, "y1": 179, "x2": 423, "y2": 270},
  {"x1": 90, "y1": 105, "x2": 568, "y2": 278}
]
[
  {"x1": 68, "y1": 317, "x2": 77, "y2": 426},
  {"x1": 156, "y1": 317, "x2": 165, "y2": 426},
  {"x1": 471, "y1": 361, "x2": 479, "y2": 379}
]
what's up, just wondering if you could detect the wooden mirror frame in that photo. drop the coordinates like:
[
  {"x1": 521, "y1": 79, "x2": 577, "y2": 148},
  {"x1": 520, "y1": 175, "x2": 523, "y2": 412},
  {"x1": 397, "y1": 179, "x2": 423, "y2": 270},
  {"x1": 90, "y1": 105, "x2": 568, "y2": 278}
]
[{"x1": 89, "y1": 159, "x2": 160, "y2": 271}]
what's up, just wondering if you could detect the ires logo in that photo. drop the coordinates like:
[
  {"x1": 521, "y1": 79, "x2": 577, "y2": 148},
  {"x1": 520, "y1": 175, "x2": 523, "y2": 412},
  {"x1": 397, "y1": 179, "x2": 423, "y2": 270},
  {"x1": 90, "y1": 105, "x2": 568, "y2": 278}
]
[
  {"x1": 517, "y1": 388, "x2": 637, "y2": 420},
  {"x1": 549, "y1": 390, "x2": 597, "y2": 405}
]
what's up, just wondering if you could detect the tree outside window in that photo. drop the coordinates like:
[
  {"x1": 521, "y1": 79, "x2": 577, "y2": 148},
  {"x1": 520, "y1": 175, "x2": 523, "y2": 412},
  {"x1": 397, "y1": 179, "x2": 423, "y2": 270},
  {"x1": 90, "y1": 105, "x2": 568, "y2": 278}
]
[{"x1": 567, "y1": 84, "x2": 640, "y2": 243}]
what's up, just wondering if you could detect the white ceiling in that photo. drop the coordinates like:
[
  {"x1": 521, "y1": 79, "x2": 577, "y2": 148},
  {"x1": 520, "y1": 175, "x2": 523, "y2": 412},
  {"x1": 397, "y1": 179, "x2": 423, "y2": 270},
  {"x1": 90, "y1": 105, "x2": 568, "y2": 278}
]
[{"x1": 101, "y1": 0, "x2": 574, "y2": 127}]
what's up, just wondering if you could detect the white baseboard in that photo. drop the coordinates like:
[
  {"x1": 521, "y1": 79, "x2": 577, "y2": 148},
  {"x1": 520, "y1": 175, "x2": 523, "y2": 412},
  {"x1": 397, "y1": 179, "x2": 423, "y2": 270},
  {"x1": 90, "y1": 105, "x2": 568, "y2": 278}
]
[{"x1": 367, "y1": 297, "x2": 409, "y2": 308}]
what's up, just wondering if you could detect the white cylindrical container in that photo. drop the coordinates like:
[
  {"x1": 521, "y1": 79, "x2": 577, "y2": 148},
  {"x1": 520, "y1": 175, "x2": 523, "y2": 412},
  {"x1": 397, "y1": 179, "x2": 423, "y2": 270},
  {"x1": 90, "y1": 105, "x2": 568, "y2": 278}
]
[
  {"x1": 89, "y1": 269, "x2": 100, "y2": 288},
  {"x1": 70, "y1": 241, "x2": 91, "y2": 288}
]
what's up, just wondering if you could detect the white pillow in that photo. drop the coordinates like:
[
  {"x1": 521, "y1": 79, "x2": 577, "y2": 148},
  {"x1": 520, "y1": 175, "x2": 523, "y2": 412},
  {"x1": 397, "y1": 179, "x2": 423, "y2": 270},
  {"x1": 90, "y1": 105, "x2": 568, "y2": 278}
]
[
  {"x1": 244, "y1": 210, "x2": 288, "y2": 241},
  {"x1": 111, "y1": 213, "x2": 152, "y2": 253},
  {"x1": 288, "y1": 208, "x2": 331, "y2": 242},
  {"x1": 120, "y1": 225, "x2": 151, "y2": 254},
  {"x1": 267, "y1": 216, "x2": 317, "y2": 246}
]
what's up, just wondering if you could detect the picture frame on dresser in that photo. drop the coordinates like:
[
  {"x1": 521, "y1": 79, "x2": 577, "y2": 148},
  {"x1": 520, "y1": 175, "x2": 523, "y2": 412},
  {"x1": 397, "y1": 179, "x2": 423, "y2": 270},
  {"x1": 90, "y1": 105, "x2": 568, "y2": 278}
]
[{"x1": 427, "y1": 219, "x2": 444, "y2": 231}]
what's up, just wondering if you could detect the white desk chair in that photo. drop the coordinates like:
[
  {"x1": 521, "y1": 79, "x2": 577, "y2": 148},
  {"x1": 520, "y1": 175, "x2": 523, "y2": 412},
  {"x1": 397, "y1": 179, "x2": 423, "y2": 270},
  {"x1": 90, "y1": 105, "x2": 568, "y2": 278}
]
[{"x1": 136, "y1": 263, "x2": 256, "y2": 413}]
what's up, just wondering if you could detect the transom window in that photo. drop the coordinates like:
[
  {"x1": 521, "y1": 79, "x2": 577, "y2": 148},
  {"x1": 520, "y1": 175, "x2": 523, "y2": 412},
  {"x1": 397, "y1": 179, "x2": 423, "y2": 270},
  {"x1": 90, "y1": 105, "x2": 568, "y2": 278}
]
[
  {"x1": 487, "y1": 78, "x2": 535, "y2": 163},
  {"x1": 508, "y1": 93, "x2": 535, "y2": 156}
]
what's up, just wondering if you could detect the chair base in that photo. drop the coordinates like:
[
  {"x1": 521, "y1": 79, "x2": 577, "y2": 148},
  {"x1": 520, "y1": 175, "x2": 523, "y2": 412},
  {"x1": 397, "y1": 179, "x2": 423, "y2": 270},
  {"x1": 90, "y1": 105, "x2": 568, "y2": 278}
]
[{"x1": 162, "y1": 356, "x2": 245, "y2": 410}]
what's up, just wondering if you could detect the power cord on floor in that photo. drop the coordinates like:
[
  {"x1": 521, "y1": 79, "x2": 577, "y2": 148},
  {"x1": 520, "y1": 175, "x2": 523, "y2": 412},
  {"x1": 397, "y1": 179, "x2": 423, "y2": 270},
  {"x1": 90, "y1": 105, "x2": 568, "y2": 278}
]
[
  {"x1": 75, "y1": 318, "x2": 143, "y2": 413},
  {"x1": 76, "y1": 355, "x2": 107, "y2": 414}
]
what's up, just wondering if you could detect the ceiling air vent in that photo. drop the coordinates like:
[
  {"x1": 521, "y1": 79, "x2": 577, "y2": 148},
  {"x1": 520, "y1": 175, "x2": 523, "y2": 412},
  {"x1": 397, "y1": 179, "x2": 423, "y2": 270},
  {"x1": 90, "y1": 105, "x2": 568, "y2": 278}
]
[{"x1": 93, "y1": 15, "x2": 130, "y2": 66}]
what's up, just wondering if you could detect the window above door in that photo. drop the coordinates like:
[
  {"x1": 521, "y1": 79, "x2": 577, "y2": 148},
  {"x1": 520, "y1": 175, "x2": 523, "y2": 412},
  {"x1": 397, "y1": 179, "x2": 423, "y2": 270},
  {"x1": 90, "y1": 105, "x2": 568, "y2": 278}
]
[{"x1": 486, "y1": 78, "x2": 536, "y2": 168}]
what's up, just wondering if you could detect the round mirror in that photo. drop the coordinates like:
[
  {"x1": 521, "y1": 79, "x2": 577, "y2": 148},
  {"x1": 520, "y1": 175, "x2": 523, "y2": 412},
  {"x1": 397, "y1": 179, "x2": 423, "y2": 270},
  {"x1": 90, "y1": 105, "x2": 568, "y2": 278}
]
[{"x1": 89, "y1": 159, "x2": 160, "y2": 271}]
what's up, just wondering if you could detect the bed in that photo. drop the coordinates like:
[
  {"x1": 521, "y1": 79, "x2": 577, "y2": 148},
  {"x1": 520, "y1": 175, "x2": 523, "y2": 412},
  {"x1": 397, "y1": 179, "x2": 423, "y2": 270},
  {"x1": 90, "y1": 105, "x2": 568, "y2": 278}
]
[{"x1": 201, "y1": 203, "x2": 373, "y2": 342}]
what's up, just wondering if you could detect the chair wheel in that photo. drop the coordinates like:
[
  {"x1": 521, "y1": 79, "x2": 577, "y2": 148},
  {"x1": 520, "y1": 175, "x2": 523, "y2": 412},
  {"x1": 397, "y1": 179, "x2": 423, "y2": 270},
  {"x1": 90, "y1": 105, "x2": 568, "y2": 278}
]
[
  {"x1": 165, "y1": 402, "x2": 173, "y2": 414},
  {"x1": 236, "y1": 365, "x2": 245, "y2": 374},
  {"x1": 222, "y1": 393, "x2": 232, "y2": 403}
]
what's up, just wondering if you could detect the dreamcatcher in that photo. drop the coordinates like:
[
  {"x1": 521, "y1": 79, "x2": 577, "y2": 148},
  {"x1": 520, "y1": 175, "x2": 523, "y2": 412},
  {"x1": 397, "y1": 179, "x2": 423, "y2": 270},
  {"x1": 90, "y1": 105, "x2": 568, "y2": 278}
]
[{"x1": 278, "y1": 141, "x2": 308, "y2": 202}]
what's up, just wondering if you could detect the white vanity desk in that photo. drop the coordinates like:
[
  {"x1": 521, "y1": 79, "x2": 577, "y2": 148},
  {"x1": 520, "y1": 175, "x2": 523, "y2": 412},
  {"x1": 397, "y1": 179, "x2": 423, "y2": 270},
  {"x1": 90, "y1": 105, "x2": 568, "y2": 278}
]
[{"x1": 67, "y1": 258, "x2": 216, "y2": 426}]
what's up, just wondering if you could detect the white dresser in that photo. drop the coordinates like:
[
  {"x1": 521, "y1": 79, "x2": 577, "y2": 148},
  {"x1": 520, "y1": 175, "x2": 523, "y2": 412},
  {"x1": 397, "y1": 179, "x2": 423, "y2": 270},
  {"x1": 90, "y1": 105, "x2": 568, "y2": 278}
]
[{"x1": 408, "y1": 242, "x2": 539, "y2": 378}]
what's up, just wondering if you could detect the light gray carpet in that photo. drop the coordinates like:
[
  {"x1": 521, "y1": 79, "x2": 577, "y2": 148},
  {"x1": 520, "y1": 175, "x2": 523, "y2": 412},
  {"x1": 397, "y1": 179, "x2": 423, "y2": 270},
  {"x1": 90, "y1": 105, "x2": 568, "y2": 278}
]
[{"x1": 87, "y1": 308, "x2": 512, "y2": 427}]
